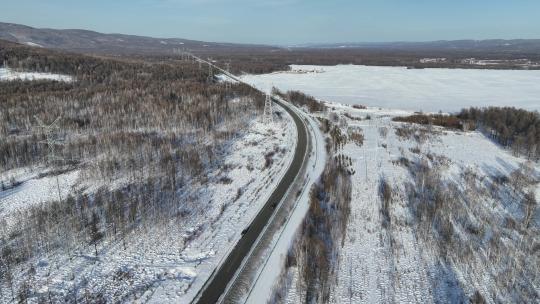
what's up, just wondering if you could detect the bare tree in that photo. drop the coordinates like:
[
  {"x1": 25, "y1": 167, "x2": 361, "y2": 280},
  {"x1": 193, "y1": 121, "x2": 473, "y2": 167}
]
[
  {"x1": 89, "y1": 211, "x2": 103, "y2": 258},
  {"x1": 524, "y1": 191, "x2": 537, "y2": 229}
]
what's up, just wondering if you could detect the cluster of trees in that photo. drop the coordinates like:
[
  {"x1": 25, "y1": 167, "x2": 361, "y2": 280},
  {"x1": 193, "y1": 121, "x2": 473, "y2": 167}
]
[
  {"x1": 282, "y1": 116, "x2": 352, "y2": 303},
  {"x1": 379, "y1": 177, "x2": 393, "y2": 228},
  {"x1": 294, "y1": 158, "x2": 352, "y2": 303},
  {"x1": 0, "y1": 40, "x2": 265, "y2": 301},
  {"x1": 393, "y1": 113, "x2": 465, "y2": 130},
  {"x1": 392, "y1": 107, "x2": 540, "y2": 160},
  {"x1": 458, "y1": 107, "x2": 540, "y2": 159},
  {"x1": 272, "y1": 88, "x2": 326, "y2": 113}
]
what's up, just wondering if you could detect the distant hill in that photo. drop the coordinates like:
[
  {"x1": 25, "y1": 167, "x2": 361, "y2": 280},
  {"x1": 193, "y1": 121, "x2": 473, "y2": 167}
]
[
  {"x1": 291, "y1": 39, "x2": 540, "y2": 53},
  {"x1": 0, "y1": 22, "x2": 279, "y2": 56},
  {"x1": 2, "y1": 22, "x2": 539, "y2": 67}
]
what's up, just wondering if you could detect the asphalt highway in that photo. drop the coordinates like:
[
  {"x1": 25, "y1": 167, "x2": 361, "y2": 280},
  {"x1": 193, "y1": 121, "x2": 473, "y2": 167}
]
[{"x1": 193, "y1": 96, "x2": 308, "y2": 304}]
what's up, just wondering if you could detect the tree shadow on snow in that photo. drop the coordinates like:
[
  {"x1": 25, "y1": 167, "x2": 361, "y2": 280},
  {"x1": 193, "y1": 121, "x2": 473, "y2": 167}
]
[{"x1": 427, "y1": 260, "x2": 467, "y2": 304}]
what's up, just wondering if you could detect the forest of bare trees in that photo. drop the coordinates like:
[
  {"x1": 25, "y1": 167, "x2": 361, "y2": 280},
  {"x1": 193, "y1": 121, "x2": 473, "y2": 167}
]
[
  {"x1": 400, "y1": 149, "x2": 538, "y2": 302},
  {"x1": 0, "y1": 40, "x2": 265, "y2": 301}
]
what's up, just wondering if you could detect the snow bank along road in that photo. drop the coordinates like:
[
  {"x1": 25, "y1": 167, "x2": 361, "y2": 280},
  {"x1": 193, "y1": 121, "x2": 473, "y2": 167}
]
[{"x1": 190, "y1": 56, "x2": 310, "y2": 304}]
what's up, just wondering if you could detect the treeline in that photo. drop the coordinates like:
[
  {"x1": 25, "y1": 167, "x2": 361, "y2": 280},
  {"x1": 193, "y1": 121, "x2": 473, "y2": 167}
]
[
  {"x1": 392, "y1": 113, "x2": 464, "y2": 130},
  {"x1": 392, "y1": 107, "x2": 540, "y2": 160},
  {"x1": 458, "y1": 107, "x2": 540, "y2": 159},
  {"x1": 208, "y1": 47, "x2": 540, "y2": 76}
]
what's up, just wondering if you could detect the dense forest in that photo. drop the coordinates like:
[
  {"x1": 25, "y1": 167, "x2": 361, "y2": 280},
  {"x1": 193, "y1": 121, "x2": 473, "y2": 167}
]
[{"x1": 0, "y1": 40, "x2": 265, "y2": 302}]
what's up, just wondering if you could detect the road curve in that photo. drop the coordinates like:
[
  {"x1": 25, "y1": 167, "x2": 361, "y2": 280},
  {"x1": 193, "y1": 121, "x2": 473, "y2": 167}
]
[{"x1": 189, "y1": 56, "x2": 309, "y2": 304}]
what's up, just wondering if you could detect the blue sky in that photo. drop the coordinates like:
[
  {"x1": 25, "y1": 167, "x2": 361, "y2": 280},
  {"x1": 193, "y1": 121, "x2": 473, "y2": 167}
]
[{"x1": 1, "y1": 0, "x2": 539, "y2": 45}]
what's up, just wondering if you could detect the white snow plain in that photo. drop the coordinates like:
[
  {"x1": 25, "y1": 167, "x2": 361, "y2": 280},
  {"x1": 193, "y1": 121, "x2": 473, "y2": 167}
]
[
  {"x1": 0, "y1": 67, "x2": 73, "y2": 82},
  {"x1": 240, "y1": 65, "x2": 540, "y2": 113}
]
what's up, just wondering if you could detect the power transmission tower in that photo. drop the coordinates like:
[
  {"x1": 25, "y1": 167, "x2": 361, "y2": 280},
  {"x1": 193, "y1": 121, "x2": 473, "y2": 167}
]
[
  {"x1": 224, "y1": 61, "x2": 232, "y2": 90},
  {"x1": 263, "y1": 94, "x2": 273, "y2": 124},
  {"x1": 207, "y1": 59, "x2": 214, "y2": 82},
  {"x1": 35, "y1": 116, "x2": 65, "y2": 203}
]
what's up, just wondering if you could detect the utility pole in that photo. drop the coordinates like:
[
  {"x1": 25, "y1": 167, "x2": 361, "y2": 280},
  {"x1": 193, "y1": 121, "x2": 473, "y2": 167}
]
[
  {"x1": 207, "y1": 58, "x2": 214, "y2": 83},
  {"x1": 225, "y1": 61, "x2": 232, "y2": 91}
]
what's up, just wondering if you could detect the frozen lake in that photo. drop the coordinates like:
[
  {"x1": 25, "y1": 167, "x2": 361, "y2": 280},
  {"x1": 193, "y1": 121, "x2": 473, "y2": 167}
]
[{"x1": 240, "y1": 65, "x2": 540, "y2": 113}]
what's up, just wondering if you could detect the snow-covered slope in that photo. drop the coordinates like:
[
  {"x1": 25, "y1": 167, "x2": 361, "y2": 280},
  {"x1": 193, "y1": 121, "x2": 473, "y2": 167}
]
[{"x1": 0, "y1": 67, "x2": 73, "y2": 82}]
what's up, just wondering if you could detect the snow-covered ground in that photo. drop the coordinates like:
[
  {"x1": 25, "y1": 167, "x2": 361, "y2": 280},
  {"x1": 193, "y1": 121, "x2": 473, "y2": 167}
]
[
  {"x1": 0, "y1": 107, "x2": 297, "y2": 303},
  {"x1": 24, "y1": 42, "x2": 43, "y2": 48},
  {"x1": 240, "y1": 65, "x2": 540, "y2": 113},
  {"x1": 0, "y1": 67, "x2": 73, "y2": 82},
  {"x1": 0, "y1": 168, "x2": 80, "y2": 231},
  {"x1": 272, "y1": 103, "x2": 539, "y2": 303},
  {"x1": 333, "y1": 105, "x2": 537, "y2": 303}
]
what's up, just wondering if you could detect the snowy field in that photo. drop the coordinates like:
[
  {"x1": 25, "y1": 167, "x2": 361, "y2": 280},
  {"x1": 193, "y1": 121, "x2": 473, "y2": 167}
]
[
  {"x1": 273, "y1": 103, "x2": 539, "y2": 303},
  {"x1": 240, "y1": 65, "x2": 540, "y2": 113},
  {"x1": 0, "y1": 67, "x2": 73, "y2": 82}
]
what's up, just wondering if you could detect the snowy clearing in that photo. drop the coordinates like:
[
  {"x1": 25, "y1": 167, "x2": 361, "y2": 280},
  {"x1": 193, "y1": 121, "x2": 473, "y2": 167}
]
[
  {"x1": 24, "y1": 41, "x2": 43, "y2": 48},
  {"x1": 0, "y1": 168, "x2": 80, "y2": 231},
  {"x1": 240, "y1": 65, "x2": 540, "y2": 113},
  {"x1": 0, "y1": 67, "x2": 73, "y2": 82}
]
